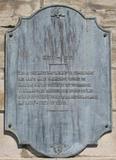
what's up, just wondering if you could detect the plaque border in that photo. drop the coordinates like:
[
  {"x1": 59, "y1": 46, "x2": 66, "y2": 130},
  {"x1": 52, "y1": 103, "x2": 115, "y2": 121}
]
[{"x1": 4, "y1": 5, "x2": 112, "y2": 157}]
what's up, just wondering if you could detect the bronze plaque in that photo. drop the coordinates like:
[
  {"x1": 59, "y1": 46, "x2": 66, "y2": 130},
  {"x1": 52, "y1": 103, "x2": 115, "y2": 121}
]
[{"x1": 5, "y1": 5, "x2": 111, "y2": 157}]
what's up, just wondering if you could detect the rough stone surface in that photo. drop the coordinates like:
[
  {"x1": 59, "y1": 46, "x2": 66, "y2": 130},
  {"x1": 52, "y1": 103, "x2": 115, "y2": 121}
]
[
  {"x1": 15, "y1": 4, "x2": 33, "y2": 16},
  {"x1": 44, "y1": 0, "x2": 87, "y2": 11}
]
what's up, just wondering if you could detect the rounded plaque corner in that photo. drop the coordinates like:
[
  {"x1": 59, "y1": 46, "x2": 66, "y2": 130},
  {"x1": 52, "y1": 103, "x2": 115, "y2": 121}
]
[
  {"x1": 5, "y1": 17, "x2": 23, "y2": 37},
  {"x1": 92, "y1": 17, "x2": 111, "y2": 35},
  {"x1": 4, "y1": 127, "x2": 22, "y2": 147},
  {"x1": 23, "y1": 144, "x2": 50, "y2": 158},
  {"x1": 94, "y1": 127, "x2": 112, "y2": 146}
]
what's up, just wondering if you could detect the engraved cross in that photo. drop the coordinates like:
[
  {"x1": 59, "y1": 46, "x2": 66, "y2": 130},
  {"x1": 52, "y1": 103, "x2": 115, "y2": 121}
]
[{"x1": 51, "y1": 13, "x2": 65, "y2": 18}]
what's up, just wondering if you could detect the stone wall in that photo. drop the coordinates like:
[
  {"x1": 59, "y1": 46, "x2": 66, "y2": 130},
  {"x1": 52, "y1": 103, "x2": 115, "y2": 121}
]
[{"x1": 0, "y1": 0, "x2": 116, "y2": 159}]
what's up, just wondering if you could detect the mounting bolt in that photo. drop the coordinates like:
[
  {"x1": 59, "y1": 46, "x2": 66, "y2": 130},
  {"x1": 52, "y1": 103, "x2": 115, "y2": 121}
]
[
  {"x1": 9, "y1": 33, "x2": 13, "y2": 38},
  {"x1": 105, "y1": 125, "x2": 108, "y2": 128},
  {"x1": 8, "y1": 124, "x2": 12, "y2": 128},
  {"x1": 104, "y1": 33, "x2": 107, "y2": 37}
]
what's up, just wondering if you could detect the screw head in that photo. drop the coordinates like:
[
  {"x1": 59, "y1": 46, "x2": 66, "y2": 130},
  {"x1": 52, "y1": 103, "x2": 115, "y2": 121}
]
[{"x1": 9, "y1": 33, "x2": 13, "y2": 38}]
